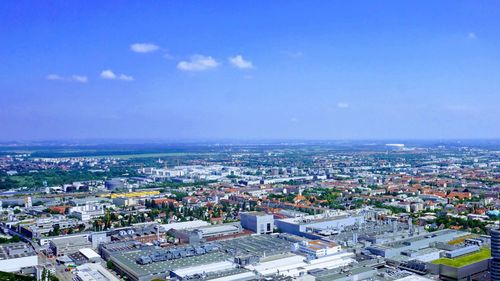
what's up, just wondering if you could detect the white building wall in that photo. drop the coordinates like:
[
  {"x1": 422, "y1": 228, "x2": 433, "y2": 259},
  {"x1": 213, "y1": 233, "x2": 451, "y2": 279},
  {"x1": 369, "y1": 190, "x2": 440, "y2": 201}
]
[{"x1": 0, "y1": 255, "x2": 38, "y2": 272}]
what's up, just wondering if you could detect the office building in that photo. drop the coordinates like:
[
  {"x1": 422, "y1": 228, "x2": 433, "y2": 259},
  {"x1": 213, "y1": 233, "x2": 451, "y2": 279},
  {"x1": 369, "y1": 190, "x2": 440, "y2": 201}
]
[{"x1": 491, "y1": 228, "x2": 500, "y2": 281}]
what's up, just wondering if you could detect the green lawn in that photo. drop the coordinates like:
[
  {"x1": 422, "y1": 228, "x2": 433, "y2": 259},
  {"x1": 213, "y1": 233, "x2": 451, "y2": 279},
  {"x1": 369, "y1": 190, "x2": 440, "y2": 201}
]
[{"x1": 432, "y1": 248, "x2": 491, "y2": 268}]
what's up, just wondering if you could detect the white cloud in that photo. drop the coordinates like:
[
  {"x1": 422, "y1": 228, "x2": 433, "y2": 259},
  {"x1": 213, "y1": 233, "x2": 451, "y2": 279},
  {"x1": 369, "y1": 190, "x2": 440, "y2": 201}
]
[
  {"x1": 117, "y1": 74, "x2": 134, "y2": 81},
  {"x1": 101, "y1": 70, "x2": 116, "y2": 79},
  {"x1": 71, "y1": 75, "x2": 88, "y2": 83},
  {"x1": 46, "y1": 74, "x2": 63, "y2": 80},
  {"x1": 100, "y1": 69, "x2": 134, "y2": 81},
  {"x1": 468, "y1": 32, "x2": 477, "y2": 39},
  {"x1": 337, "y1": 102, "x2": 349, "y2": 108},
  {"x1": 130, "y1": 43, "x2": 160, "y2": 53},
  {"x1": 46, "y1": 74, "x2": 88, "y2": 83},
  {"x1": 228, "y1": 55, "x2": 253, "y2": 69},
  {"x1": 177, "y1": 55, "x2": 219, "y2": 71},
  {"x1": 284, "y1": 51, "x2": 303, "y2": 58}
]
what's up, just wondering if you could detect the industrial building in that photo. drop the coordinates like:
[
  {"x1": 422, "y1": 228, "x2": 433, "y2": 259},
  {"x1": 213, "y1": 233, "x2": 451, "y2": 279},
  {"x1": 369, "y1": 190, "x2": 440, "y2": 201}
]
[
  {"x1": 110, "y1": 225, "x2": 166, "y2": 243},
  {"x1": 275, "y1": 211, "x2": 365, "y2": 239},
  {"x1": 69, "y1": 202, "x2": 109, "y2": 222},
  {"x1": 107, "y1": 234, "x2": 358, "y2": 281},
  {"x1": 299, "y1": 239, "x2": 341, "y2": 258},
  {"x1": 0, "y1": 243, "x2": 38, "y2": 272},
  {"x1": 366, "y1": 229, "x2": 464, "y2": 258},
  {"x1": 79, "y1": 248, "x2": 102, "y2": 263},
  {"x1": 169, "y1": 223, "x2": 244, "y2": 244},
  {"x1": 18, "y1": 217, "x2": 78, "y2": 239},
  {"x1": 160, "y1": 220, "x2": 210, "y2": 232},
  {"x1": 76, "y1": 263, "x2": 119, "y2": 281},
  {"x1": 109, "y1": 246, "x2": 230, "y2": 281},
  {"x1": 219, "y1": 234, "x2": 293, "y2": 258},
  {"x1": 49, "y1": 235, "x2": 92, "y2": 256},
  {"x1": 99, "y1": 240, "x2": 142, "y2": 261},
  {"x1": 240, "y1": 211, "x2": 274, "y2": 235},
  {"x1": 330, "y1": 220, "x2": 416, "y2": 247},
  {"x1": 429, "y1": 247, "x2": 491, "y2": 281},
  {"x1": 307, "y1": 260, "x2": 379, "y2": 281}
]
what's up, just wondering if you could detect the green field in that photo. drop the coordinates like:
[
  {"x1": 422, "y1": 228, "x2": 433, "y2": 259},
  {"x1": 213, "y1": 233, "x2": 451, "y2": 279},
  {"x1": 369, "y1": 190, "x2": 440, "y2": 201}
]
[{"x1": 432, "y1": 248, "x2": 491, "y2": 268}]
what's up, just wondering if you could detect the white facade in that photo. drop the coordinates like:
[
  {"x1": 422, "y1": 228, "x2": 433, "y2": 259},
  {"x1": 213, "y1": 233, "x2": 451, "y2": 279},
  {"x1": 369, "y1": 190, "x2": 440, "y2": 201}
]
[
  {"x1": 172, "y1": 261, "x2": 234, "y2": 278},
  {"x1": 79, "y1": 248, "x2": 101, "y2": 261},
  {"x1": 299, "y1": 240, "x2": 341, "y2": 258},
  {"x1": 0, "y1": 255, "x2": 38, "y2": 272},
  {"x1": 69, "y1": 203, "x2": 111, "y2": 222},
  {"x1": 246, "y1": 252, "x2": 354, "y2": 277}
]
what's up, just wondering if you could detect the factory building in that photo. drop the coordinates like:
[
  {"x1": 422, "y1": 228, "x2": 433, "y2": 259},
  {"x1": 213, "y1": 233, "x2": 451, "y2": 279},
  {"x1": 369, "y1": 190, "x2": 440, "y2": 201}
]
[
  {"x1": 76, "y1": 263, "x2": 119, "y2": 281},
  {"x1": 19, "y1": 217, "x2": 78, "y2": 239},
  {"x1": 275, "y1": 212, "x2": 365, "y2": 239},
  {"x1": 0, "y1": 243, "x2": 38, "y2": 272},
  {"x1": 107, "y1": 234, "x2": 356, "y2": 281},
  {"x1": 110, "y1": 225, "x2": 165, "y2": 243},
  {"x1": 239, "y1": 212, "x2": 274, "y2": 235},
  {"x1": 299, "y1": 239, "x2": 341, "y2": 258},
  {"x1": 366, "y1": 229, "x2": 463, "y2": 258},
  {"x1": 49, "y1": 235, "x2": 92, "y2": 256},
  {"x1": 109, "y1": 246, "x2": 230, "y2": 281},
  {"x1": 169, "y1": 223, "x2": 244, "y2": 244}
]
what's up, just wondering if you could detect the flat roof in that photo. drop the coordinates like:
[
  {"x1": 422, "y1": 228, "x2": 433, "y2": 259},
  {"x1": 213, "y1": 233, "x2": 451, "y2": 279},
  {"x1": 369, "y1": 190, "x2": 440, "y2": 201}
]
[
  {"x1": 76, "y1": 263, "x2": 120, "y2": 281},
  {"x1": 160, "y1": 220, "x2": 210, "y2": 231},
  {"x1": 219, "y1": 235, "x2": 292, "y2": 257},
  {"x1": 394, "y1": 276, "x2": 434, "y2": 281},
  {"x1": 432, "y1": 247, "x2": 491, "y2": 268},
  {"x1": 277, "y1": 212, "x2": 358, "y2": 225},
  {"x1": 240, "y1": 211, "x2": 270, "y2": 217},
  {"x1": 50, "y1": 235, "x2": 90, "y2": 246},
  {"x1": 111, "y1": 249, "x2": 229, "y2": 278},
  {"x1": 79, "y1": 248, "x2": 101, "y2": 259},
  {"x1": 313, "y1": 266, "x2": 376, "y2": 281},
  {"x1": 377, "y1": 229, "x2": 461, "y2": 250},
  {"x1": 0, "y1": 243, "x2": 36, "y2": 259},
  {"x1": 205, "y1": 268, "x2": 254, "y2": 280},
  {"x1": 200, "y1": 224, "x2": 240, "y2": 235},
  {"x1": 172, "y1": 260, "x2": 234, "y2": 277}
]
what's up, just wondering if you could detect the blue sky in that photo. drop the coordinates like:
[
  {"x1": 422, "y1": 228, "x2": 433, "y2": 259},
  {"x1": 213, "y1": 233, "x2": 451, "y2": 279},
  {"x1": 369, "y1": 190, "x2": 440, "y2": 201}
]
[{"x1": 1, "y1": 1, "x2": 499, "y2": 141}]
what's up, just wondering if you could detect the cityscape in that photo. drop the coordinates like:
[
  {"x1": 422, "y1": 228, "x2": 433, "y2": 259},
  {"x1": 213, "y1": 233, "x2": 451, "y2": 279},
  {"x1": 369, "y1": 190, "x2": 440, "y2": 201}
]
[
  {"x1": 1, "y1": 1, "x2": 500, "y2": 281},
  {"x1": 0, "y1": 141, "x2": 498, "y2": 281}
]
